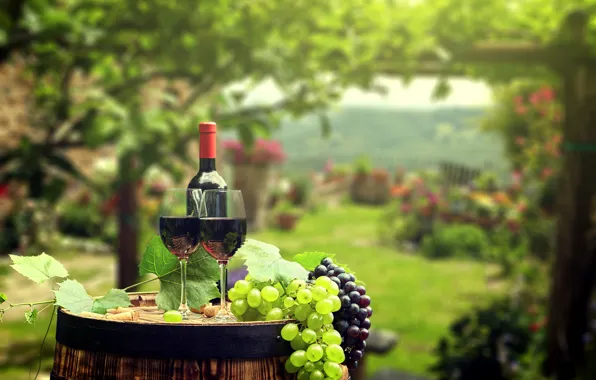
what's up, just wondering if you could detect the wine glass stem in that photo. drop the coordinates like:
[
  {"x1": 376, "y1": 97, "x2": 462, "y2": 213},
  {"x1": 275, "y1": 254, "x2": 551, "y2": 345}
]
[
  {"x1": 179, "y1": 258, "x2": 189, "y2": 318},
  {"x1": 219, "y1": 262, "x2": 227, "y2": 314}
]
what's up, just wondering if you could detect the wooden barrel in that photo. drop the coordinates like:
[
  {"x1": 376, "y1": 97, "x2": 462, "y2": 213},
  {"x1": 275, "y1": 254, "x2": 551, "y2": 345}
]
[{"x1": 50, "y1": 292, "x2": 350, "y2": 380}]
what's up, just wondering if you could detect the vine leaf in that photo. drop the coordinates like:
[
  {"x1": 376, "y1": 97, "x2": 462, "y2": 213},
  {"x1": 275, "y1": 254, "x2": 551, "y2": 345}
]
[
  {"x1": 139, "y1": 235, "x2": 178, "y2": 277},
  {"x1": 293, "y1": 252, "x2": 336, "y2": 272},
  {"x1": 140, "y1": 235, "x2": 220, "y2": 311},
  {"x1": 235, "y1": 239, "x2": 309, "y2": 286},
  {"x1": 92, "y1": 289, "x2": 131, "y2": 314},
  {"x1": 9, "y1": 253, "x2": 69, "y2": 284},
  {"x1": 53, "y1": 279, "x2": 94, "y2": 314},
  {"x1": 25, "y1": 309, "x2": 38, "y2": 325}
]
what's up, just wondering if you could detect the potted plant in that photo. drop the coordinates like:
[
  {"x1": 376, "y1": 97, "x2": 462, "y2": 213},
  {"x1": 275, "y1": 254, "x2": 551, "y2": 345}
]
[
  {"x1": 275, "y1": 201, "x2": 302, "y2": 231},
  {"x1": 223, "y1": 139, "x2": 286, "y2": 231}
]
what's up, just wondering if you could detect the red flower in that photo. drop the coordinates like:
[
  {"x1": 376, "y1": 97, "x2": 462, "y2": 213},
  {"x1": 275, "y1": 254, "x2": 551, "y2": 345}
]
[
  {"x1": 542, "y1": 167, "x2": 553, "y2": 179},
  {"x1": 515, "y1": 106, "x2": 528, "y2": 115},
  {"x1": 514, "y1": 96, "x2": 524, "y2": 106},
  {"x1": 400, "y1": 203, "x2": 412, "y2": 214},
  {"x1": 0, "y1": 184, "x2": 8, "y2": 198},
  {"x1": 515, "y1": 136, "x2": 526, "y2": 146},
  {"x1": 529, "y1": 323, "x2": 541, "y2": 333}
]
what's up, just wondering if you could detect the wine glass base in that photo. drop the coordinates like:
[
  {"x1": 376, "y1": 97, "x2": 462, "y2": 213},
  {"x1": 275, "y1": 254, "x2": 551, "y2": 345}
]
[{"x1": 213, "y1": 311, "x2": 237, "y2": 322}]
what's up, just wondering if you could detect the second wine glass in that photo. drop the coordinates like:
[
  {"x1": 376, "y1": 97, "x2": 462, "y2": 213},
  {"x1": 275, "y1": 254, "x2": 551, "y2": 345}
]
[{"x1": 199, "y1": 189, "x2": 247, "y2": 321}]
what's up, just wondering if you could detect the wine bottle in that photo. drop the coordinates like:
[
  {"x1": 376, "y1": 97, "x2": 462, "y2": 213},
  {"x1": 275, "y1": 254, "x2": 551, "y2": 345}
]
[
  {"x1": 187, "y1": 121, "x2": 228, "y2": 214},
  {"x1": 187, "y1": 121, "x2": 228, "y2": 305}
]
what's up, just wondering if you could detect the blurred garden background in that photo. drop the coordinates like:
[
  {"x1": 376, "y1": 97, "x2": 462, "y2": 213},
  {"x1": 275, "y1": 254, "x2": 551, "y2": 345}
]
[{"x1": 1, "y1": 0, "x2": 596, "y2": 379}]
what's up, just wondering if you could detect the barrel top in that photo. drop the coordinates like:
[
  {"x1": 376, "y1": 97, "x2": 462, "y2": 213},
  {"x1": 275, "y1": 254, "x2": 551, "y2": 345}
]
[
  {"x1": 63, "y1": 291, "x2": 287, "y2": 326},
  {"x1": 55, "y1": 292, "x2": 295, "y2": 360}
]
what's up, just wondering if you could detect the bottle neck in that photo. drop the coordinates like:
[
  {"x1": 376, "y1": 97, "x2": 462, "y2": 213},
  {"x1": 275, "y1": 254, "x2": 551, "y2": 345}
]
[
  {"x1": 199, "y1": 131, "x2": 217, "y2": 172},
  {"x1": 199, "y1": 158, "x2": 216, "y2": 172}
]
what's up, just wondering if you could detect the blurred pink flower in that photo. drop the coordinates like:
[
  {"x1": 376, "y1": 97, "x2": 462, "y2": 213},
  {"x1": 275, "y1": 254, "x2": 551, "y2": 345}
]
[{"x1": 223, "y1": 139, "x2": 286, "y2": 165}]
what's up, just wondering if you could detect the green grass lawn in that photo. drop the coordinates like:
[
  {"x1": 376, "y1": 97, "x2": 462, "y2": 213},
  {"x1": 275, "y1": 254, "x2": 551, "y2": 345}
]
[
  {"x1": 250, "y1": 203, "x2": 506, "y2": 376},
  {"x1": 0, "y1": 203, "x2": 505, "y2": 379}
]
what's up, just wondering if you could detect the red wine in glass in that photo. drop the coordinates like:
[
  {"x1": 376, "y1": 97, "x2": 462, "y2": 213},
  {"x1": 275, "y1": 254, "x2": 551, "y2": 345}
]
[
  {"x1": 159, "y1": 216, "x2": 202, "y2": 260},
  {"x1": 200, "y1": 217, "x2": 247, "y2": 262}
]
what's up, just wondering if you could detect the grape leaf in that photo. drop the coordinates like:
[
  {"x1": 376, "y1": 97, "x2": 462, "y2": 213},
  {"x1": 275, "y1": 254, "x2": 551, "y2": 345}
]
[
  {"x1": 139, "y1": 235, "x2": 178, "y2": 277},
  {"x1": 92, "y1": 289, "x2": 131, "y2": 314},
  {"x1": 0, "y1": 292, "x2": 6, "y2": 304},
  {"x1": 355, "y1": 280, "x2": 367, "y2": 287},
  {"x1": 9, "y1": 253, "x2": 69, "y2": 284},
  {"x1": 236, "y1": 239, "x2": 309, "y2": 286},
  {"x1": 53, "y1": 279, "x2": 94, "y2": 314},
  {"x1": 293, "y1": 252, "x2": 336, "y2": 271},
  {"x1": 154, "y1": 249, "x2": 220, "y2": 311},
  {"x1": 24, "y1": 309, "x2": 38, "y2": 325}
]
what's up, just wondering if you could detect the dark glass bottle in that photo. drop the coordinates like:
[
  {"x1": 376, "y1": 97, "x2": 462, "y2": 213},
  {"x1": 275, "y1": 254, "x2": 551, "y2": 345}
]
[{"x1": 187, "y1": 121, "x2": 228, "y2": 304}]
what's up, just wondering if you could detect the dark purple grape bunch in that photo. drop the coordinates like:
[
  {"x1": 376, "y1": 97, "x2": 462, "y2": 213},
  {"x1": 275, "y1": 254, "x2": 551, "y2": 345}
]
[{"x1": 311, "y1": 257, "x2": 372, "y2": 371}]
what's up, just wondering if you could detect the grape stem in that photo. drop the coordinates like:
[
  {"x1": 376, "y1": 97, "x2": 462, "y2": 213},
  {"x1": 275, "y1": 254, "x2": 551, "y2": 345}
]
[
  {"x1": 121, "y1": 267, "x2": 178, "y2": 292},
  {"x1": 1, "y1": 299, "x2": 55, "y2": 313}
]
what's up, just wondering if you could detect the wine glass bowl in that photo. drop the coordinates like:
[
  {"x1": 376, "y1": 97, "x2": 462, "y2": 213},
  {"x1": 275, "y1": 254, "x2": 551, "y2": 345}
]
[
  {"x1": 199, "y1": 189, "x2": 247, "y2": 321},
  {"x1": 159, "y1": 188, "x2": 202, "y2": 319}
]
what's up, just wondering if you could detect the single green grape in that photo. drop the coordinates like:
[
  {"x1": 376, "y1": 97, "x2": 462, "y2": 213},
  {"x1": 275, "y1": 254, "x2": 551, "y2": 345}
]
[
  {"x1": 247, "y1": 288, "x2": 262, "y2": 308},
  {"x1": 314, "y1": 361, "x2": 325, "y2": 370},
  {"x1": 295, "y1": 304, "x2": 312, "y2": 321},
  {"x1": 163, "y1": 310, "x2": 183, "y2": 322},
  {"x1": 304, "y1": 361, "x2": 315, "y2": 372},
  {"x1": 310, "y1": 369, "x2": 325, "y2": 380},
  {"x1": 307, "y1": 313, "x2": 324, "y2": 330},
  {"x1": 297, "y1": 369, "x2": 310, "y2": 380},
  {"x1": 291, "y1": 333, "x2": 308, "y2": 350},
  {"x1": 257, "y1": 300, "x2": 272, "y2": 315},
  {"x1": 284, "y1": 296, "x2": 296, "y2": 308},
  {"x1": 311, "y1": 285, "x2": 327, "y2": 301},
  {"x1": 323, "y1": 361, "x2": 343, "y2": 379},
  {"x1": 323, "y1": 324, "x2": 334, "y2": 331},
  {"x1": 235, "y1": 280, "x2": 252, "y2": 295},
  {"x1": 231, "y1": 299, "x2": 249, "y2": 316},
  {"x1": 322, "y1": 312, "x2": 334, "y2": 325},
  {"x1": 265, "y1": 307, "x2": 284, "y2": 321},
  {"x1": 287, "y1": 279, "x2": 306, "y2": 296},
  {"x1": 322, "y1": 330, "x2": 342, "y2": 345},
  {"x1": 242, "y1": 307, "x2": 262, "y2": 322},
  {"x1": 297, "y1": 288, "x2": 313, "y2": 304},
  {"x1": 315, "y1": 328, "x2": 324, "y2": 337},
  {"x1": 327, "y1": 295, "x2": 341, "y2": 312},
  {"x1": 281, "y1": 323, "x2": 299, "y2": 341},
  {"x1": 315, "y1": 299, "x2": 333, "y2": 315},
  {"x1": 314, "y1": 276, "x2": 332, "y2": 290},
  {"x1": 327, "y1": 281, "x2": 339, "y2": 296},
  {"x1": 261, "y1": 285, "x2": 280, "y2": 302},
  {"x1": 228, "y1": 288, "x2": 243, "y2": 301},
  {"x1": 325, "y1": 344, "x2": 345, "y2": 363},
  {"x1": 290, "y1": 350, "x2": 308, "y2": 367},
  {"x1": 302, "y1": 328, "x2": 317, "y2": 344},
  {"x1": 285, "y1": 358, "x2": 300, "y2": 374},
  {"x1": 306, "y1": 344, "x2": 324, "y2": 362}
]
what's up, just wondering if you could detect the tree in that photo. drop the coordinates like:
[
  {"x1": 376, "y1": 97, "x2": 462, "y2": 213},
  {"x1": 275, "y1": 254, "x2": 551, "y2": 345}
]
[{"x1": 0, "y1": 0, "x2": 400, "y2": 286}]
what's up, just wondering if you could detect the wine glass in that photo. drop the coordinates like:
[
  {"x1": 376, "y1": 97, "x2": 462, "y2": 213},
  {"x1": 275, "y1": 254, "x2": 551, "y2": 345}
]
[
  {"x1": 199, "y1": 189, "x2": 247, "y2": 321},
  {"x1": 159, "y1": 188, "x2": 202, "y2": 319}
]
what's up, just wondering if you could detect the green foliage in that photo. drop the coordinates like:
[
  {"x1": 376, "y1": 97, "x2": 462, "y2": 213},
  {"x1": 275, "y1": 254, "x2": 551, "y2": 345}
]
[
  {"x1": 24, "y1": 309, "x2": 38, "y2": 325},
  {"x1": 9, "y1": 253, "x2": 69, "y2": 284},
  {"x1": 293, "y1": 252, "x2": 336, "y2": 272},
  {"x1": 53, "y1": 279, "x2": 94, "y2": 314},
  {"x1": 92, "y1": 289, "x2": 131, "y2": 314},
  {"x1": 421, "y1": 224, "x2": 490, "y2": 260},
  {"x1": 139, "y1": 236, "x2": 220, "y2": 311},
  {"x1": 57, "y1": 202, "x2": 103, "y2": 238},
  {"x1": 353, "y1": 155, "x2": 373, "y2": 175},
  {"x1": 235, "y1": 239, "x2": 309, "y2": 286}
]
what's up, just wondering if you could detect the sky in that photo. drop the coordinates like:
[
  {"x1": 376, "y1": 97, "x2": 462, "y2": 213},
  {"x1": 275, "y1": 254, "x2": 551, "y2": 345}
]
[{"x1": 242, "y1": 76, "x2": 494, "y2": 108}]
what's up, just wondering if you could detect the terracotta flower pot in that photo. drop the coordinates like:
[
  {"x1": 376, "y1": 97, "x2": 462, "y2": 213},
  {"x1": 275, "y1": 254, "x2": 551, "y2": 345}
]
[{"x1": 277, "y1": 213, "x2": 299, "y2": 231}]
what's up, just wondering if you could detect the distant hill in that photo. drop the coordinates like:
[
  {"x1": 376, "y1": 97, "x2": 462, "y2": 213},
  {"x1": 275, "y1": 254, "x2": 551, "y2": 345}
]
[
  {"x1": 222, "y1": 106, "x2": 508, "y2": 174},
  {"x1": 273, "y1": 106, "x2": 507, "y2": 173}
]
